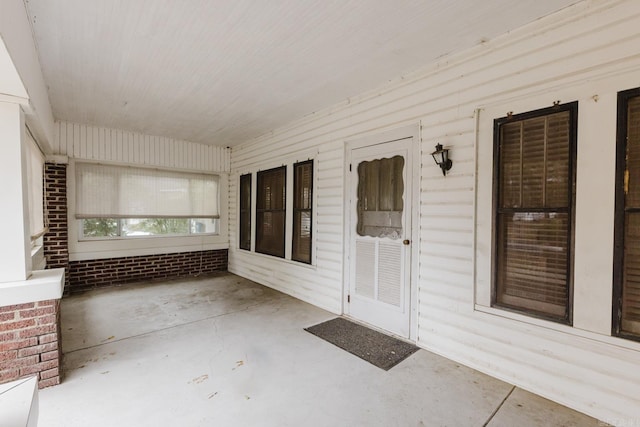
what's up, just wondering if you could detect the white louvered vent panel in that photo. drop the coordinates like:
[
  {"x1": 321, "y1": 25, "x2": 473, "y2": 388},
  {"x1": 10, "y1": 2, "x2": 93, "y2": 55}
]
[
  {"x1": 377, "y1": 242, "x2": 402, "y2": 307},
  {"x1": 355, "y1": 240, "x2": 375, "y2": 299}
]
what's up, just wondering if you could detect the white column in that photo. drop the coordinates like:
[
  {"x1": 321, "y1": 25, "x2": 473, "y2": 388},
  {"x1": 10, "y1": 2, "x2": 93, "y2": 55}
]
[{"x1": 0, "y1": 101, "x2": 31, "y2": 282}]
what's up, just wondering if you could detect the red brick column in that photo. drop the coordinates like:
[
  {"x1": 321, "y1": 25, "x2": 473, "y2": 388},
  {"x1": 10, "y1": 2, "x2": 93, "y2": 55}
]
[
  {"x1": 0, "y1": 162, "x2": 66, "y2": 388},
  {"x1": 0, "y1": 300, "x2": 62, "y2": 388},
  {"x1": 44, "y1": 162, "x2": 69, "y2": 293}
]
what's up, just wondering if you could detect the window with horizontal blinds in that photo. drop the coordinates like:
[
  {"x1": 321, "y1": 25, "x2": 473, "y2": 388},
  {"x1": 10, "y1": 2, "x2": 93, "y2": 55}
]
[
  {"x1": 493, "y1": 102, "x2": 576, "y2": 323},
  {"x1": 256, "y1": 166, "x2": 285, "y2": 258},
  {"x1": 614, "y1": 89, "x2": 640, "y2": 340},
  {"x1": 292, "y1": 160, "x2": 313, "y2": 263},
  {"x1": 239, "y1": 174, "x2": 251, "y2": 251},
  {"x1": 75, "y1": 163, "x2": 219, "y2": 219}
]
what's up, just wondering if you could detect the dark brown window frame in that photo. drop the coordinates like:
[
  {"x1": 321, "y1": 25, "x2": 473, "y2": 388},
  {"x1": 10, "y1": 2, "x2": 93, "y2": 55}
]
[
  {"x1": 613, "y1": 87, "x2": 640, "y2": 342},
  {"x1": 491, "y1": 101, "x2": 578, "y2": 324},
  {"x1": 292, "y1": 160, "x2": 313, "y2": 264},
  {"x1": 255, "y1": 166, "x2": 286, "y2": 258},
  {"x1": 239, "y1": 173, "x2": 251, "y2": 251}
]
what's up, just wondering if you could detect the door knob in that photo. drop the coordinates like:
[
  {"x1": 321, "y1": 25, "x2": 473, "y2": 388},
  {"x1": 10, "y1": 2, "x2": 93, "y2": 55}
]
[{"x1": 403, "y1": 239, "x2": 410, "y2": 245}]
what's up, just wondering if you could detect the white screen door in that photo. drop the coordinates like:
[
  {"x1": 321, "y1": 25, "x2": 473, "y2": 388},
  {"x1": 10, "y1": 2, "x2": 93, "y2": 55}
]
[{"x1": 348, "y1": 136, "x2": 413, "y2": 338}]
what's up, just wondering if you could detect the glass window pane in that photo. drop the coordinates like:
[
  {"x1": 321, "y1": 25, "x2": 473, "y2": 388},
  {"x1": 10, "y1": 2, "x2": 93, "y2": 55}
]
[
  {"x1": 191, "y1": 218, "x2": 217, "y2": 234},
  {"x1": 626, "y1": 97, "x2": 640, "y2": 208},
  {"x1": 122, "y1": 218, "x2": 189, "y2": 236},
  {"x1": 494, "y1": 104, "x2": 574, "y2": 322},
  {"x1": 256, "y1": 211, "x2": 285, "y2": 257},
  {"x1": 239, "y1": 174, "x2": 251, "y2": 250},
  {"x1": 294, "y1": 162, "x2": 312, "y2": 210},
  {"x1": 82, "y1": 218, "x2": 119, "y2": 237},
  {"x1": 545, "y1": 112, "x2": 570, "y2": 207},
  {"x1": 293, "y1": 211, "x2": 311, "y2": 264},
  {"x1": 293, "y1": 161, "x2": 313, "y2": 263},
  {"x1": 81, "y1": 217, "x2": 217, "y2": 239},
  {"x1": 356, "y1": 156, "x2": 404, "y2": 239},
  {"x1": 623, "y1": 213, "x2": 640, "y2": 331},
  {"x1": 257, "y1": 168, "x2": 285, "y2": 210},
  {"x1": 500, "y1": 122, "x2": 522, "y2": 209},
  {"x1": 621, "y1": 95, "x2": 640, "y2": 337},
  {"x1": 256, "y1": 167, "x2": 286, "y2": 257},
  {"x1": 496, "y1": 212, "x2": 569, "y2": 318},
  {"x1": 521, "y1": 117, "x2": 545, "y2": 207}
]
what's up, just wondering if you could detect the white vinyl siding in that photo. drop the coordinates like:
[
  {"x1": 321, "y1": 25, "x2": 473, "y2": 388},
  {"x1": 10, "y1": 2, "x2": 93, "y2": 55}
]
[
  {"x1": 54, "y1": 121, "x2": 230, "y2": 173},
  {"x1": 229, "y1": 0, "x2": 640, "y2": 423}
]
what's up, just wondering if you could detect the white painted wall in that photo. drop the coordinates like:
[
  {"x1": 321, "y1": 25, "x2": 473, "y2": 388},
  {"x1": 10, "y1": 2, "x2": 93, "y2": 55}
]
[
  {"x1": 0, "y1": 0, "x2": 55, "y2": 152},
  {"x1": 229, "y1": 0, "x2": 640, "y2": 422},
  {"x1": 55, "y1": 121, "x2": 231, "y2": 261},
  {"x1": 0, "y1": 37, "x2": 28, "y2": 100},
  {"x1": 0, "y1": 102, "x2": 31, "y2": 282}
]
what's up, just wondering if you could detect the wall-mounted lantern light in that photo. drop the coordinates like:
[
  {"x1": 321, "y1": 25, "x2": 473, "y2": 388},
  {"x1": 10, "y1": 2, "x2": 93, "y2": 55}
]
[{"x1": 431, "y1": 143, "x2": 452, "y2": 176}]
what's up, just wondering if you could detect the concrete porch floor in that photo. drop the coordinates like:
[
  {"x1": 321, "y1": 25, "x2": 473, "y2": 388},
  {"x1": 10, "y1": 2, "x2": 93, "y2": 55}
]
[{"x1": 39, "y1": 273, "x2": 603, "y2": 426}]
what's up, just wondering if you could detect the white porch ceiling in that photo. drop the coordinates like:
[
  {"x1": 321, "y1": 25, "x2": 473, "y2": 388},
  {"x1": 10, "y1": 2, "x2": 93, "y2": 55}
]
[{"x1": 25, "y1": 0, "x2": 577, "y2": 147}]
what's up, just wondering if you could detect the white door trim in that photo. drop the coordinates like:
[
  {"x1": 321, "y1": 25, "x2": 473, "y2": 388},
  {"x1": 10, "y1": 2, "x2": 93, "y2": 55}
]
[{"x1": 342, "y1": 123, "x2": 421, "y2": 341}]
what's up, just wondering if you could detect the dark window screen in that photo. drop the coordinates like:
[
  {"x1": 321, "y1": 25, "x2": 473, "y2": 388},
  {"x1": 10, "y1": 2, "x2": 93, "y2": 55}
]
[
  {"x1": 292, "y1": 161, "x2": 313, "y2": 263},
  {"x1": 493, "y1": 103, "x2": 576, "y2": 323},
  {"x1": 239, "y1": 174, "x2": 251, "y2": 251},
  {"x1": 615, "y1": 91, "x2": 640, "y2": 339},
  {"x1": 256, "y1": 166, "x2": 286, "y2": 258}
]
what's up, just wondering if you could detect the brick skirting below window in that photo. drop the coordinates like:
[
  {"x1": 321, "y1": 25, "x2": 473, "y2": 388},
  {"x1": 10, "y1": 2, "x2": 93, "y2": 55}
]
[
  {"x1": 68, "y1": 249, "x2": 228, "y2": 293},
  {"x1": 0, "y1": 300, "x2": 62, "y2": 389}
]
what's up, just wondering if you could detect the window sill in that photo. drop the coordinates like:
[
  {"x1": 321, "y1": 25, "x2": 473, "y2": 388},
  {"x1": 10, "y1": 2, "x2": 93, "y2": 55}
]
[
  {"x1": 235, "y1": 248, "x2": 317, "y2": 271},
  {"x1": 474, "y1": 304, "x2": 640, "y2": 353}
]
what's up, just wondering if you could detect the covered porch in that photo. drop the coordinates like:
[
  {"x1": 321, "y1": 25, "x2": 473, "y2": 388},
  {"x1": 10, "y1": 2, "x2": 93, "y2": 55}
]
[{"x1": 39, "y1": 274, "x2": 600, "y2": 426}]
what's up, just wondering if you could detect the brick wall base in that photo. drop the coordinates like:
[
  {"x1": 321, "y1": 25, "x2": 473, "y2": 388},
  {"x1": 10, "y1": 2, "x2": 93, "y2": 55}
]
[
  {"x1": 68, "y1": 249, "x2": 228, "y2": 293},
  {"x1": 0, "y1": 300, "x2": 62, "y2": 388}
]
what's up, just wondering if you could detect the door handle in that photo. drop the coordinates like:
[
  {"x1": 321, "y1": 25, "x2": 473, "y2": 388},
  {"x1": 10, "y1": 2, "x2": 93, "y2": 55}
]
[{"x1": 403, "y1": 239, "x2": 410, "y2": 245}]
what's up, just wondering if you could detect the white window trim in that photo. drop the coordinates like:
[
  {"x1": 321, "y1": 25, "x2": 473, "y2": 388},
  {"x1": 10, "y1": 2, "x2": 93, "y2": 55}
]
[
  {"x1": 474, "y1": 76, "x2": 635, "y2": 341},
  {"x1": 68, "y1": 159, "x2": 229, "y2": 261},
  {"x1": 237, "y1": 148, "x2": 318, "y2": 267}
]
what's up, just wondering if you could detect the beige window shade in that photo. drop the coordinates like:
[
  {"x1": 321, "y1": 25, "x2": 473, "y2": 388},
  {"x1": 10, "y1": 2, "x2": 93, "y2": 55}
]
[
  {"x1": 26, "y1": 130, "x2": 45, "y2": 239},
  {"x1": 75, "y1": 163, "x2": 219, "y2": 219}
]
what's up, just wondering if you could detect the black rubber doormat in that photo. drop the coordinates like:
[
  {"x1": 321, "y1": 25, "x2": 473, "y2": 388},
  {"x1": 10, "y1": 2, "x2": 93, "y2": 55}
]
[{"x1": 304, "y1": 317, "x2": 419, "y2": 371}]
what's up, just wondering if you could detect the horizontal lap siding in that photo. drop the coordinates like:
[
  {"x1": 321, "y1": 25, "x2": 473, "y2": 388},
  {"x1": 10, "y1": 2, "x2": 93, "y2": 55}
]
[
  {"x1": 416, "y1": 2, "x2": 640, "y2": 422},
  {"x1": 230, "y1": 0, "x2": 638, "y2": 421},
  {"x1": 229, "y1": 145, "x2": 344, "y2": 313},
  {"x1": 54, "y1": 121, "x2": 230, "y2": 172}
]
